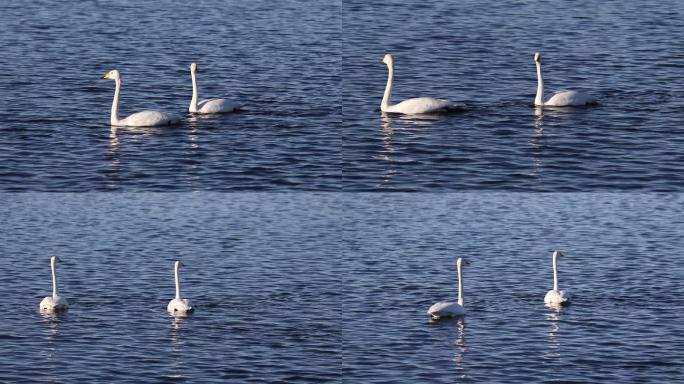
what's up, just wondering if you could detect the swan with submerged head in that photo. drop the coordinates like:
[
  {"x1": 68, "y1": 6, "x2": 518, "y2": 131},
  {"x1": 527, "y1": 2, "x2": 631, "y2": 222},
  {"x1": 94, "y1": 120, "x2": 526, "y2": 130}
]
[
  {"x1": 102, "y1": 69, "x2": 181, "y2": 127},
  {"x1": 428, "y1": 257, "x2": 469, "y2": 319},
  {"x1": 167, "y1": 260, "x2": 194, "y2": 315},
  {"x1": 381, "y1": 53, "x2": 465, "y2": 114},
  {"x1": 189, "y1": 63, "x2": 241, "y2": 114},
  {"x1": 39, "y1": 256, "x2": 69, "y2": 313},
  {"x1": 534, "y1": 52, "x2": 597, "y2": 107},
  {"x1": 544, "y1": 250, "x2": 572, "y2": 305}
]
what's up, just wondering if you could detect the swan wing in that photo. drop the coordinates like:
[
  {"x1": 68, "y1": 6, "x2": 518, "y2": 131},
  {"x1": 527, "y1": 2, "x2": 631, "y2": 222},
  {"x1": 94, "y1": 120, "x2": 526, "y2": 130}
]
[
  {"x1": 119, "y1": 110, "x2": 181, "y2": 127},
  {"x1": 198, "y1": 98, "x2": 241, "y2": 114},
  {"x1": 545, "y1": 90, "x2": 597, "y2": 107},
  {"x1": 428, "y1": 301, "x2": 465, "y2": 318},
  {"x1": 387, "y1": 97, "x2": 465, "y2": 115}
]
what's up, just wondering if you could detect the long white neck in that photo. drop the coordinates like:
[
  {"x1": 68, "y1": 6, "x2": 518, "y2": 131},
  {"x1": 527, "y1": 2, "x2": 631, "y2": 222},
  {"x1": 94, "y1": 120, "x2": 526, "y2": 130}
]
[
  {"x1": 552, "y1": 252, "x2": 559, "y2": 291},
  {"x1": 535, "y1": 61, "x2": 544, "y2": 106},
  {"x1": 381, "y1": 61, "x2": 394, "y2": 111},
  {"x1": 51, "y1": 259, "x2": 58, "y2": 298},
  {"x1": 111, "y1": 78, "x2": 121, "y2": 125},
  {"x1": 174, "y1": 262, "x2": 181, "y2": 299},
  {"x1": 457, "y1": 260, "x2": 463, "y2": 307},
  {"x1": 190, "y1": 70, "x2": 199, "y2": 112}
]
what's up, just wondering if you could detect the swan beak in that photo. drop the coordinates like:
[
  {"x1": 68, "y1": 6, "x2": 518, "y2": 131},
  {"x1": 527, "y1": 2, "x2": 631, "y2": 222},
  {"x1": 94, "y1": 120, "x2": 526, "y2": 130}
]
[{"x1": 102, "y1": 73, "x2": 110, "y2": 79}]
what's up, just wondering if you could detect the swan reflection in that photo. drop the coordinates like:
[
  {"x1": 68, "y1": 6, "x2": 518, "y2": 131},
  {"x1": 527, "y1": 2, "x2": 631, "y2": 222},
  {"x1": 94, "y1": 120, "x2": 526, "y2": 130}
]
[
  {"x1": 379, "y1": 113, "x2": 440, "y2": 186},
  {"x1": 453, "y1": 318, "x2": 467, "y2": 371},
  {"x1": 529, "y1": 106, "x2": 545, "y2": 177},
  {"x1": 544, "y1": 307, "x2": 564, "y2": 360}
]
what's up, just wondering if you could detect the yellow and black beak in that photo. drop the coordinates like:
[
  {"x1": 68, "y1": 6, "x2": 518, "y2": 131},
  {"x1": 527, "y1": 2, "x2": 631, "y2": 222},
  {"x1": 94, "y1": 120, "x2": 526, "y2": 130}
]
[{"x1": 102, "y1": 73, "x2": 110, "y2": 79}]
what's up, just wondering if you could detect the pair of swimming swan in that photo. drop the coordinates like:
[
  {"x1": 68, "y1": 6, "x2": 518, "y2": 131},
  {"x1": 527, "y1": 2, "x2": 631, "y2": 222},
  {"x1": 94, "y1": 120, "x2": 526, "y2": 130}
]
[
  {"x1": 102, "y1": 63, "x2": 241, "y2": 127},
  {"x1": 382, "y1": 52, "x2": 597, "y2": 115},
  {"x1": 40, "y1": 256, "x2": 193, "y2": 315},
  {"x1": 427, "y1": 251, "x2": 571, "y2": 319}
]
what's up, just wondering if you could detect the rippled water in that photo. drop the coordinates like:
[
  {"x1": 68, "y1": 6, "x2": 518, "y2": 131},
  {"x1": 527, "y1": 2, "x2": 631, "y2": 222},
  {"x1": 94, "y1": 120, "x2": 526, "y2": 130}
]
[
  {"x1": 343, "y1": 0, "x2": 684, "y2": 191},
  {"x1": 341, "y1": 194, "x2": 684, "y2": 382},
  {"x1": 0, "y1": 194, "x2": 340, "y2": 383},
  {"x1": 0, "y1": 0, "x2": 340, "y2": 191}
]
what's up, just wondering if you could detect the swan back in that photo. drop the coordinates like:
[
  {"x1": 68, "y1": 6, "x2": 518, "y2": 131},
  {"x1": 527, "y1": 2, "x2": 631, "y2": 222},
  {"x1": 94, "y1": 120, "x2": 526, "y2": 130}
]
[
  {"x1": 544, "y1": 289, "x2": 571, "y2": 305},
  {"x1": 119, "y1": 110, "x2": 181, "y2": 127},
  {"x1": 385, "y1": 97, "x2": 464, "y2": 115},
  {"x1": 40, "y1": 295, "x2": 69, "y2": 312},
  {"x1": 167, "y1": 298, "x2": 193, "y2": 314},
  {"x1": 545, "y1": 90, "x2": 597, "y2": 107},
  {"x1": 428, "y1": 301, "x2": 465, "y2": 318}
]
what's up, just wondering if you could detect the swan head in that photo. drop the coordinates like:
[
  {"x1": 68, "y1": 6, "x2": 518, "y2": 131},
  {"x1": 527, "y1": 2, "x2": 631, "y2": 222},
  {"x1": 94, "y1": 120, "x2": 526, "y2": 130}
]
[
  {"x1": 50, "y1": 255, "x2": 62, "y2": 265},
  {"x1": 456, "y1": 257, "x2": 471, "y2": 267},
  {"x1": 552, "y1": 250, "x2": 563, "y2": 258},
  {"x1": 381, "y1": 53, "x2": 393, "y2": 66},
  {"x1": 102, "y1": 69, "x2": 121, "y2": 80},
  {"x1": 175, "y1": 260, "x2": 185, "y2": 268},
  {"x1": 190, "y1": 63, "x2": 197, "y2": 72},
  {"x1": 534, "y1": 52, "x2": 541, "y2": 63}
]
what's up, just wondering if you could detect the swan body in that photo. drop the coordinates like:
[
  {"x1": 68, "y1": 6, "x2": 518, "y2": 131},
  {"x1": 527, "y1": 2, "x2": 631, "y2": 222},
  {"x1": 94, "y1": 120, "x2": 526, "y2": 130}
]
[
  {"x1": 167, "y1": 260, "x2": 193, "y2": 314},
  {"x1": 534, "y1": 52, "x2": 597, "y2": 107},
  {"x1": 40, "y1": 256, "x2": 68, "y2": 313},
  {"x1": 427, "y1": 301, "x2": 466, "y2": 318},
  {"x1": 102, "y1": 69, "x2": 181, "y2": 127},
  {"x1": 428, "y1": 257, "x2": 467, "y2": 319},
  {"x1": 189, "y1": 63, "x2": 241, "y2": 114},
  {"x1": 544, "y1": 250, "x2": 572, "y2": 306},
  {"x1": 381, "y1": 53, "x2": 465, "y2": 115}
]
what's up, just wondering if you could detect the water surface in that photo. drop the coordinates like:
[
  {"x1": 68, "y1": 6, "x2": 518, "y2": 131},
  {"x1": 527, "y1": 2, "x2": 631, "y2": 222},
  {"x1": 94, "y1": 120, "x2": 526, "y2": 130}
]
[
  {"x1": 341, "y1": 193, "x2": 684, "y2": 382},
  {"x1": 0, "y1": 193, "x2": 340, "y2": 383},
  {"x1": 0, "y1": 0, "x2": 341, "y2": 191},
  {"x1": 343, "y1": 0, "x2": 684, "y2": 190}
]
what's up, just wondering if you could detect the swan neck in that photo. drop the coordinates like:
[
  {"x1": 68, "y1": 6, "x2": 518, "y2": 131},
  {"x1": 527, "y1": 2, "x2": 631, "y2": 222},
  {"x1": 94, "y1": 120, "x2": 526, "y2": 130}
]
[
  {"x1": 51, "y1": 259, "x2": 58, "y2": 297},
  {"x1": 381, "y1": 62, "x2": 394, "y2": 111},
  {"x1": 552, "y1": 253, "x2": 559, "y2": 291},
  {"x1": 457, "y1": 261, "x2": 463, "y2": 307},
  {"x1": 174, "y1": 263, "x2": 181, "y2": 299},
  {"x1": 535, "y1": 61, "x2": 544, "y2": 106},
  {"x1": 111, "y1": 78, "x2": 121, "y2": 125},
  {"x1": 190, "y1": 71, "x2": 198, "y2": 112}
]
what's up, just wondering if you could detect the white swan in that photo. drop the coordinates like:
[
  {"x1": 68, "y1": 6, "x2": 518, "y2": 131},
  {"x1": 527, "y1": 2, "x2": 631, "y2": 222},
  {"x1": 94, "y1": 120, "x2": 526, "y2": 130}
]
[
  {"x1": 189, "y1": 63, "x2": 241, "y2": 114},
  {"x1": 39, "y1": 256, "x2": 69, "y2": 313},
  {"x1": 102, "y1": 69, "x2": 181, "y2": 127},
  {"x1": 167, "y1": 260, "x2": 194, "y2": 314},
  {"x1": 544, "y1": 251, "x2": 572, "y2": 305},
  {"x1": 381, "y1": 53, "x2": 465, "y2": 114},
  {"x1": 428, "y1": 257, "x2": 468, "y2": 319},
  {"x1": 534, "y1": 52, "x2": 597, "y2": 107}
]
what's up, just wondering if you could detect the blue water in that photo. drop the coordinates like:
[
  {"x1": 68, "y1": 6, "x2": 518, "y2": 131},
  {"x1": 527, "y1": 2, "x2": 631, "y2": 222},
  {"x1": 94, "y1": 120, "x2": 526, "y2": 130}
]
[
  {"x1": 342, "y1": 0, "x2": 684, "y2": 191},
  {"x1": 341, "y1": 193, "x2": 684, "y2": 382},
  {"x1": 0, "y1": 194, "x2": 340, "y2": 383},
  {"x1": 0, "y1": 0, "x2": 341, "y2": 191}
]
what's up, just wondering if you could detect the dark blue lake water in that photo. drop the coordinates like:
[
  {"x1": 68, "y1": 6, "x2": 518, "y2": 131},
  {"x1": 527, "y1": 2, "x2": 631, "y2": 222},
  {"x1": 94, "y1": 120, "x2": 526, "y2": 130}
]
[
  {"x1": 0, "y1": 193, "x2": 340, "y2": 383},
  {"x1": 341, "y1": 193, "x2": 684, "y2": 382},
  {"x1": 0, "y1": 0, "x2": 340, "y2": 191},
  {"x1": 343, "y1": 0, "x2": 684, "y2": 191}
]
